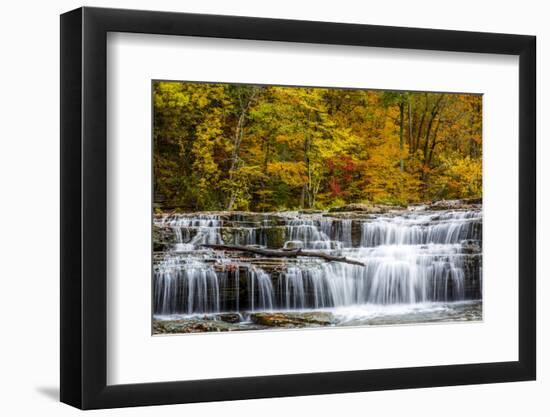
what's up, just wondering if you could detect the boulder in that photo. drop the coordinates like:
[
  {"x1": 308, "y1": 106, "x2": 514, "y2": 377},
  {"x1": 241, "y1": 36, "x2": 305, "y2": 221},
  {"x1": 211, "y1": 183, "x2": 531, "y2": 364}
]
[
  {"x1": 153, "y1": 318, "x2": 265, "y2": 334},
  {"x1": 249, "y1": 311, "x2": 335, "y2": 328},
  {"x1": 215, "y1": 313, "x2": 242, "y2": 323},
  {"x1": 329, "y1": 203, "x2": 388, "y2": 213},
  {"x1": 423, "y1": 198, "x2": 482, "y2": 211}
]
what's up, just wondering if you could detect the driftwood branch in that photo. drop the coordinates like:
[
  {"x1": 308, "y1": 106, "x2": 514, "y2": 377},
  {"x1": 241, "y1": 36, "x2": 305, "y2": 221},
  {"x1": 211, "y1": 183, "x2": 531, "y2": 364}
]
[{"x1": 201, "y1": 244, "x2": 365, "y2": 266}]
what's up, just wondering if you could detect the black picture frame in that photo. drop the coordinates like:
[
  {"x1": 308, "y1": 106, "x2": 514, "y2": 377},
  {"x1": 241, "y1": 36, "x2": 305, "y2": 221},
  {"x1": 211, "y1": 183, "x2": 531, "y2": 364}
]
[{"x1": 60, "y1": 6, "x2": 536, "y2": 410}]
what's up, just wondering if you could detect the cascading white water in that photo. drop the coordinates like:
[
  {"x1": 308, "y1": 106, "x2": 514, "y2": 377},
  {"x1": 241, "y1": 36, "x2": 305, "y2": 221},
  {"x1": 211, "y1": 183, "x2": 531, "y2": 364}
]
[
  {"x1": 284, "y1": 218, "x2": 333, "y2": 249},
  {"x1": 156, "y1": 214, "x2": 223, "y2": 250},
  {"x1": 276, "y1": 210, "x2": 480, "y2": 309},
  {"x1": 248, "y1": 268, "x2": 275, "y2": 311},
  {"x1": 361, "y1": 211, "x2": 481, "y2": 246},
  {"x1": 154, "y1": 256, "x2": 220, "y2": 315},
  {"x1": 339, "y1": 219, "x2": 353, "y2": 248},
  {"x1": 153, "y1": 209, "x2": 481, "y2": 316},
  {"x1": 277, "y1": 245, "x2": 467, "y2": 309},
  {"x1": 234, "y1": 227, "x2": 258, "y2": 246},
  {"x1": 154, "y1": 258, "x2": 277, "y2": 315}
]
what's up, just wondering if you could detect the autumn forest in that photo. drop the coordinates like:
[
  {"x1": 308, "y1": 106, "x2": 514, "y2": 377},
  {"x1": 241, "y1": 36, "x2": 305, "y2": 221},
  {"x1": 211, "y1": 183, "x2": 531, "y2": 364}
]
[{"x1": 153, "y1": 81, "x2": 482, "y2": 211}]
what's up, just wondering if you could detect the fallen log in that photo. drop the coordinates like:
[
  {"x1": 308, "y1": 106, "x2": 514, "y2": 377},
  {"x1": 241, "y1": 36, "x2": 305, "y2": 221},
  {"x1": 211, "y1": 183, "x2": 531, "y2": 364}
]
[{"x1": 201, "y1": 244, "x2": 365, "y2": 266}]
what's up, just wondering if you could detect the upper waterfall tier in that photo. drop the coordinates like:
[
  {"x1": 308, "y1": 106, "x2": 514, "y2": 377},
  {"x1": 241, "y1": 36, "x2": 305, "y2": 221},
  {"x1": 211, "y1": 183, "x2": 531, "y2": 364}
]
[{"x1": 154, "y1": 208, "x2": 482, "y2": 251}]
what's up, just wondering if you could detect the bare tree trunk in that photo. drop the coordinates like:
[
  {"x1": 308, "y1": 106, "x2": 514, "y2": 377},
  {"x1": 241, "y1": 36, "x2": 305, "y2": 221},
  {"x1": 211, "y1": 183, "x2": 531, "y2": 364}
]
[
  {"x1": 228, "y1": 111, "x2": 246, "y2": 175},
  {"x1": 427, "y1": 118, "x2": 441, "y2": 166},
  {"x1": 408, "y1": 98, "x2": 413, "y2": 153},
  {"x1": 302, "y1": 136, "x2": 311, "y2": 209},
  {"x1": 414, "y1": 94, "x2": 429, "y2": 153},
  {"x1": 422, "y1": 95, "x2": 444, "y2": 173},
  {"x1": 226, "y1": 88, "x2": 259, "y2": 210},
  {"x1": 399, "y1": 101, "x2": 404, "y2": 171},
  {"x1": 201, "y1": 244, "x2": 366, "y2": 266}
]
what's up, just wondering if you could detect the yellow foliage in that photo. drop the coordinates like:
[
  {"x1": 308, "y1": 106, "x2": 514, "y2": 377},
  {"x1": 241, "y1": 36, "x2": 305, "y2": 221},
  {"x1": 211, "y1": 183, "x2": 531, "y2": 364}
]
[
  {"x1": 153, "y1": 81, "x2": 482, "y2": 210},
  {"x1": 267, "y1": 161, "x2": 307, "y2": 187}
]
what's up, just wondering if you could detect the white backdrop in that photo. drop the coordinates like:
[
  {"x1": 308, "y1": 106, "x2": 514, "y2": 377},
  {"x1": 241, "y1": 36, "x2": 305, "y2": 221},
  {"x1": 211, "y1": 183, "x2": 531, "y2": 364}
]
[
  {"x1": 0, "y1": 0, "x2": 545, "y2": 416},
  {"x1": 107, "y1": 33, "x2": 518, "y2": 385}
]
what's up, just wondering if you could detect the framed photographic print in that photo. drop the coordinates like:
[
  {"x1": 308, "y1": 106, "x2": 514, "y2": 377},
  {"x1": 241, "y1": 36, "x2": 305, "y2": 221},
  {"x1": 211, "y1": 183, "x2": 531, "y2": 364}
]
[{"x1": 60, "y1": 6, "x2": 536, "y2": 409}]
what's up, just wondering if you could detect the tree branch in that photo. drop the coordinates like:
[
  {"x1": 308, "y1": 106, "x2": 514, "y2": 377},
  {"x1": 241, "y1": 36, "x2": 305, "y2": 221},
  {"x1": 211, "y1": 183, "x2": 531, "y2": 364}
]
[{"x1": 200, "y1": 244, "x2": 366, "y2": 266}]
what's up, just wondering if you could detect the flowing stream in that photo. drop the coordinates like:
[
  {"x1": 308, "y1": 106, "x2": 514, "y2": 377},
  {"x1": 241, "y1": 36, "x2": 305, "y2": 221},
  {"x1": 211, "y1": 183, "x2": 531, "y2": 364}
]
[{"x1": 153, "y1": 205, "x2": 482, "y2": 330}]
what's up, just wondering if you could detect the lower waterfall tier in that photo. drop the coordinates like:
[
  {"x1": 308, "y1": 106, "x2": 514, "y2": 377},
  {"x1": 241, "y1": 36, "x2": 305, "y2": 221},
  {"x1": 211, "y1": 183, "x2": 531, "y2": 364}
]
[{"x1": 154, "y1": 243, "x2": 481, "y2": 315}]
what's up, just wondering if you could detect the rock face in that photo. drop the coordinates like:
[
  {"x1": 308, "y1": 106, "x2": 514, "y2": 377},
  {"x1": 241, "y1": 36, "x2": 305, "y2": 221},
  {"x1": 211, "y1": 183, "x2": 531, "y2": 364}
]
[
  {"x1": 152, "y1": 226, "x2": 176, "y2": 252},
  {"x1": 328, "y1": 198, "x2": 482, "y2": 214},
  {"x1": 329, "y1": 203, "x2": 398, "y2": 213},
  {"x1": 423, "y1": 198, "x2": 482, "y2": 210}
]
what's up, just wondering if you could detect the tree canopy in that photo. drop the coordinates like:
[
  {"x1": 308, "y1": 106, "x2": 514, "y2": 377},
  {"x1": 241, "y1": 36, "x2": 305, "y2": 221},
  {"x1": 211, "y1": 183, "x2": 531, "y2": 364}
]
[{"x1": 153, "y1": 81, "x2": 482, "y2": 211}]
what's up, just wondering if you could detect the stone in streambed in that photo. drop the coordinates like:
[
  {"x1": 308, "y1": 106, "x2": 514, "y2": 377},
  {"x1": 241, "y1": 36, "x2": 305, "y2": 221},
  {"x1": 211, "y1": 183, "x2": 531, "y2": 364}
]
[
  {"x1": 461, "y1": 239, "x2": 481, "y2": 254},
  {"x1": 215, "y1": 313, "x2": 242, "y2": 323},
  {"x1": 153, "y1": 319, "x2": 235, "y2": 333},
  {"x1": 249, "y1": 311, "x2": 335, "y2": 328},
  {"x1": 153, "y1": 318, "x2": 264, "y2": 333},
  {"x1": 283, "y1": 240, "x2": 304, "y2": 249}
]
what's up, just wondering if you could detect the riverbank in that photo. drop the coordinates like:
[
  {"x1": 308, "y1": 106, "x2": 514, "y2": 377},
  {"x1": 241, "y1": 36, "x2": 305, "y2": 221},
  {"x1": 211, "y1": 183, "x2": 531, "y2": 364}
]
[{"x1": 153, "y1": 301, "x2": 482, "y2": 334}]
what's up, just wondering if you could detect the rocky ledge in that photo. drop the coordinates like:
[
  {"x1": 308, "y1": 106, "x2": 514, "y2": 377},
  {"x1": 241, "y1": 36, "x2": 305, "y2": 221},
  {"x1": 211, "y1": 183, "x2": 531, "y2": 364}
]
[
  {"x1": 329, "y1": 198, "x2": 481, "y2": 214},
  {"x1": 153, "y1": 311, "x2": 337, "y2": 333},
  {"x1": 153, "y1": 317, "x2": 265, "y2": 334}
]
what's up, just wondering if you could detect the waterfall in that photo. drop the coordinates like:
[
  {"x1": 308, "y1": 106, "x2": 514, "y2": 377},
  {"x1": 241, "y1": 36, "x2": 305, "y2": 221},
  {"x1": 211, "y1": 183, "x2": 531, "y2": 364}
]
[
  {"x1": 361, "y1": 211, "x2": 481, "y2": 246},
  {"x1": 153, "y1": 208, "x2": 481, "y2": 316},
  {"x1": 338, "y1": 219, "x2": 353, "y2": 248},
  {"x1": 248, "y1": 268, "x2": 275, "y2": 311},
  {"x1": 284, "y1": 218, "x2": 332, "y2": 249},
  {"x1": 234, "y1": 227, "x2": 258, "y2": 246},
  {"x1": 154, "y1": 256, "x2": 220, "y2": 315},
  {"x1": 277, "y1": 244, "x2": 468, "y2": 309},
  {"x1": 283, "y1": 216, "x2": 354, "y2": 249},
  {"x1": 154, "y1": 258, "x2": 276, "y2": 315},
  {"x1": 155, "y1": 214, "x2": 223, "y2": 250}
]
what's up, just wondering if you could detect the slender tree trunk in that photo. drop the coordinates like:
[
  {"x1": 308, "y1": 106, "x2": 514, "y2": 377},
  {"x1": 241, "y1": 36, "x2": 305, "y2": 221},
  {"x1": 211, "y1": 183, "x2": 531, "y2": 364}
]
[
  {"x1": 415, "y1": 94, "x2": 429, "y2": 152},
  {"x1": 228, "y1": 111, "x2": 246, "y2": 176},
  {"x1": 226, "y1": 89, "x2": 258, "y2": 210},
  {"x1": 302, "y1": 136, "x2": 311, "y2": 209},
  {"x1": 408, "y1": 98, "x2": 413, "y2": 153},
  {"x1": 399, "y1": 101, "x2": 404, "y2": 171},
  {"x1": 422, "y1": 95, "x2": 444, "y2": 171},
  {"x1": 226, "y1": 193, "x2": 237, "y2": 212},
  {"x1": 423, "y1": 115, "x2": 435, "y2": 164},
  {"x1": 427, "y1": 118, "x2": 441, "y2": 166},
  {"x1": 419, "y1": 95, "x2": 444, "y2": 199},
  {"x1": 227, "y1": 112, "x2": 245, "y2": 211},
  {"x1": 263, "y1": 136, "x2": 270, "y2": 174}
]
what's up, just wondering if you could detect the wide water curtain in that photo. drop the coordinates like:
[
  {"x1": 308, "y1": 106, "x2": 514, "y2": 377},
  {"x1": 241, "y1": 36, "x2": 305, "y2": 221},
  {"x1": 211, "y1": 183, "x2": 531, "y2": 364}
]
[{"x1": 153, "y1": 207, "x2": 482, "y2": 315}]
